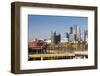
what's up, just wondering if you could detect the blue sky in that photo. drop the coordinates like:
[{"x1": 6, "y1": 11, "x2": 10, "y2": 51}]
[{"x1": 28, "y1": 15, "x2": 88, "y2": 41}]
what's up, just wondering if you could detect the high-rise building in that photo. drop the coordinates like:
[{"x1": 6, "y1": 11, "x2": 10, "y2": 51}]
[
  {"x1": 76, "y1": 26, "x2": 81, "y2": 41},
  {"x1": 73, "y1": 25, "x2": 80, "y2": 34},
  {"x1": 69, "y1": 34, "x2": 75, "y2": 42},
  {"x1": 76, "y1": 26, "x2": 80, "y2": 35},
  {"x1": 69, "y1": 25, "x2": 81, "y2": 42},
  {"x1": 82, "y1": 30, "x2": 88, "y2": 41},
  {"x1": 70, "y1": 27, "x2": 73, "y2": 34},
  {"x1": 51, "y1": 32, "x2": 61, "y2": 44},
  {"x1": 73, "y1": 26, "x2": 77, "y2": 34},
  {"x1": 66, "y1": 32, "x2": 69, "y2": 38}
]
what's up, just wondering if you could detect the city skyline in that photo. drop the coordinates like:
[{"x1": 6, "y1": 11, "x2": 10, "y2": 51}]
[{"x1": 28, "y1": 15, "x2": 88, "y2": 42}]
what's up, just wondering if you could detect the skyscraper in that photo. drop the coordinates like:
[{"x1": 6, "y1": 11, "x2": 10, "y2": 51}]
[
  {"x1": 51, "y1": 31, "x2": 61, "y2": 44},
  {"x1": 69, "y1": 25, "x2": 81, "y2": 42},
  {"x1": 70, "y1": 27, "x2": 73, "y2": 34},
  {"x1": 69, "y1": 34, "x2": 76, "y2": 42},
  {"x1": 82, "y1": 30, "x2": 88, "y2": 42},
  {"x1": 73, "y1": 25, "x2": 80, "y2": 34},
  {"x1": 76, "y1": 26, "x2": 81, "y2": 41}
]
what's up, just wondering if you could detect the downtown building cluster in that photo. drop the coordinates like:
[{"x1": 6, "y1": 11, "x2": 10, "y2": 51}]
[{"x1": 50, "y1": 25, "x2": 88, "y2": 44}]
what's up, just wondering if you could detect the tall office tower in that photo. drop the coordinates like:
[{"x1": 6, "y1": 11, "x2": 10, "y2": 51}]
[
  {"x1": 70, "y1": 25, "x2": 80, "y2": 34},
  {"x1": 83, "y1": 30, "x2": 88, "y2": 42},
  {"x1": 69, "y1": 34, "x2": 75, "y2": 42},
  {"x1": 86, "y1": 30, "x2": 88, "y2": 42},
  {"x1": 66, "y1": 32, "x2": 69, "y2": 41},
  {"x1": 69, "y1": 26, "x2": 75, "y2": 42},
  {"x1": 76, "y1": 26, "x2": 81, "y2": 41},
  {"x1": 51, "y1": 31, "x2": 61, "y2": 44},
  {"x1": 81, "y1": 31, "x2": 84, "y2": 41},
  {"x1": 73, "y1": 25, "x2": 81, "y2": 34},
  {"x1": 66, "y1": 32, "x2": 69, "y2": 40},
  {"x1": 55, "y1": 34, "x2": 61, "y2": 44},
  {"x1": 76, "y1": 26, "x2": 80, "y2": 34},
  {"x1": 69, "y1": 25, "x2": 81, "y2": 42},
  {"x1": 70, "y1": 27, "x2": 73, "y2": 34},
  {"x1": 73, "y1": 25, "x2": 77, "y2": 34},
  {"x1": 51, "y1": 31, "x2": 56, "y2": 44}
]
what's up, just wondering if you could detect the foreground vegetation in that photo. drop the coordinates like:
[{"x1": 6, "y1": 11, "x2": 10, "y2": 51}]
[{"x1": 47, "y1": 41, "x2": 88, "y2": 51}]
